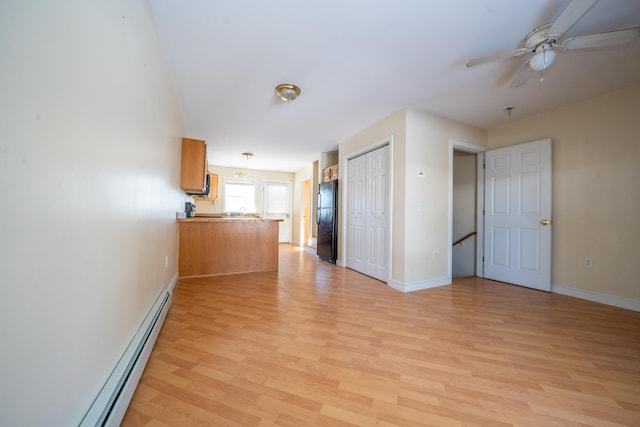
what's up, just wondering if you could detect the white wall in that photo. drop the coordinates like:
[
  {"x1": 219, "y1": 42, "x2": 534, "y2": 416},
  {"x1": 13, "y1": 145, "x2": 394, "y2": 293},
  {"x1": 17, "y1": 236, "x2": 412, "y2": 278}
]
[
  {"x1": 488, "y1": 84, "x2": 640, "y2": 301},
  {"x1": 0, "y1": 1, "x2": 186, "y2": 425}
]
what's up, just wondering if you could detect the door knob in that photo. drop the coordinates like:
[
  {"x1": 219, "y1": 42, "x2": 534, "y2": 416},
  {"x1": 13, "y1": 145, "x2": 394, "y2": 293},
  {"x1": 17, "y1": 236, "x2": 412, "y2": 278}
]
[{"x1": 540, "y1": 219, "x2": 551, "y2": 225}]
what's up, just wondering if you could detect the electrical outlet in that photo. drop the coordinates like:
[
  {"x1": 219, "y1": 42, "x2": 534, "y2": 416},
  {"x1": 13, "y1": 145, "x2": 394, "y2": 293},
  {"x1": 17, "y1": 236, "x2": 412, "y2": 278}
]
[{"x1": 583, "y1": 257, "x2": 592, "y2": 268}]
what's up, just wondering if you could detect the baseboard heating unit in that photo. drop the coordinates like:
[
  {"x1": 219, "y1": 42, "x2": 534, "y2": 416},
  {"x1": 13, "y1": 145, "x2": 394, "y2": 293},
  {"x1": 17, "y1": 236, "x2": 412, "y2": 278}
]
[{"x1": 79, "y1": 290, "x2": 172, "y2": 427}]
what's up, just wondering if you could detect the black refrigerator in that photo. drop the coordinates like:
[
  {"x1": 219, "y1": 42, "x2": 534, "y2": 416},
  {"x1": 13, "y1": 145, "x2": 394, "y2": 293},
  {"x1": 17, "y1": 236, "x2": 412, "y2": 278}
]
[{"x1": 317, "y1": 180, "x2": 338, "y2": 263}]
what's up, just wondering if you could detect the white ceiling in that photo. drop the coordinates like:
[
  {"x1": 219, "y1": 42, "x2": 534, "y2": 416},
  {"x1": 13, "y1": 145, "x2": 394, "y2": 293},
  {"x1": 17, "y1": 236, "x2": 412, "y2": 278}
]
[{"x1": 149, "y1": 0, "x2": 640, "y2": 172}]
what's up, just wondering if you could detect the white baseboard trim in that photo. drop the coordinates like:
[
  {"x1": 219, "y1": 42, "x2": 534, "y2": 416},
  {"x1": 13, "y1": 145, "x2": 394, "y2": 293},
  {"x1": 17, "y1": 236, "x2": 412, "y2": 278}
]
[
  {"x1": 80, "y1": 286, "x2": 173, "y2": 426},
  {"x1": 302, "y1": 245, "x2": 316, "y2": 255},
  {"x1": 168, "y1": 272, "x2": 179, "y2": 292},
  {"x1": 552, "y1": 283, "x2": 640, "y2": 312},
  {"x1": 388, "y1": 276, "x2": 451, "y2": 293}
]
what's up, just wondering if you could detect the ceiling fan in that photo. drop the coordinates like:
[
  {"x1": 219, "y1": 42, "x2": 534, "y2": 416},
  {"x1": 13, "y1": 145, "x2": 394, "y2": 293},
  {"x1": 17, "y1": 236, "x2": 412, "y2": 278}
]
[{"x1": 466, "y1": 0, "x2": 640, "y2": 88}]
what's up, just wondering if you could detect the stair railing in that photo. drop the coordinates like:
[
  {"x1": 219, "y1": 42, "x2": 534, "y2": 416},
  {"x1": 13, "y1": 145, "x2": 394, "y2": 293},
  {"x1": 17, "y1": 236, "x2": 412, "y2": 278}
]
[{"x1": 452, "y1": 231, "x2": 477, "y2": 247}]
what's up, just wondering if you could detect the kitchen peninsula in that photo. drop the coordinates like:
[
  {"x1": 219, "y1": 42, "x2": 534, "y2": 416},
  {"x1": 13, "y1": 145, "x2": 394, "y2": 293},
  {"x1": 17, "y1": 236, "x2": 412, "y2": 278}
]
[{"x1": 177, "y1": 216, "x2": 281, "y2": 277}]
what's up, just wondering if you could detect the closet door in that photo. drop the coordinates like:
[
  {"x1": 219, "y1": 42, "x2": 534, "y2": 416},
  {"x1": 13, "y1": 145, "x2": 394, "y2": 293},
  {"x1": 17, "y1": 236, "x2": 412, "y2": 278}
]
[
  {"x1": 364, "y1": 145, "x2": 389, "y2": 281},
  {"x1": 346, "y1": 145, "x2": 389, "y2": 282},
  {"x1": 346, "y1": 153, "x2": 366, "y2": 273}
]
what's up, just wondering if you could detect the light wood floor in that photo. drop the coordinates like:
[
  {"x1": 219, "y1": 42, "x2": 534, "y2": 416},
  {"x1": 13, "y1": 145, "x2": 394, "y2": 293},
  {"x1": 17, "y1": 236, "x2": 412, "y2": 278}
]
[{"x1": 122, "y1": 244, "x2": 640, "y2": 426}]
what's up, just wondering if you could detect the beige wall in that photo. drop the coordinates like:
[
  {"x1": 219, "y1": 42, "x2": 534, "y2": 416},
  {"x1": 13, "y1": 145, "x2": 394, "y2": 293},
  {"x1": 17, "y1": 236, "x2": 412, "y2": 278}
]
[
  {"x1": 403, "y1": 109, "x2": 486, "y2": 284},
  {"x1": 338, "y1": 108, "x2": 487, "y2": 286},
  {"x1": 194, "y1": 165, "x2": 294, "y2": 215},
  {"x1": 0, "y1": 1, "x2": 186, "y2": 425},
  {"x1": 321, "y1": 150, "x2": 339, "y2": 170},
  {"x1": 488, "y1": 84, "x2": 640, "y2": 300},
  {"x1": 336, "y1": 86, "x2": 638, "y2": 301},
  {"x1": 339, "y1": 108, "x2": 407, "y2": 280}
]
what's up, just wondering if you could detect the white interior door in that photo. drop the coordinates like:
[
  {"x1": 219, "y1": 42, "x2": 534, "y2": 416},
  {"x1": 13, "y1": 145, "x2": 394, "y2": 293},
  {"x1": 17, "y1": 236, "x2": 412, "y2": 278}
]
[
  {"x1": 484, "y1": 139, "x2": 552, "y2": 291},
  {"x1": 346, "y1": 145, "x2": 389, "y2": 282},
  {"x1": 263, "y1": 180, "x2": 292, "y2": 243},
  {"x1": 365, "y1": 145, "x2": 389, "y2": 281},
  {"x1": 347, "y1": 154, "x2": 366, "y2": 272}
]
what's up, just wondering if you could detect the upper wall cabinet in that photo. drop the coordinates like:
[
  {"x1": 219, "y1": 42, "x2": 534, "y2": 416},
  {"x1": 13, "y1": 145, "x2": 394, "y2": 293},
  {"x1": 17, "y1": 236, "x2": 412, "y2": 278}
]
[
  {"x1": 180, "y1": 137, "x2": 207, "y2": 194},
  {"x1": 204, "y1": 172, "x2": 219, "y2": 201},
  {"x1": 322, "y1": 164, "x2": 339, "y2": 182}
]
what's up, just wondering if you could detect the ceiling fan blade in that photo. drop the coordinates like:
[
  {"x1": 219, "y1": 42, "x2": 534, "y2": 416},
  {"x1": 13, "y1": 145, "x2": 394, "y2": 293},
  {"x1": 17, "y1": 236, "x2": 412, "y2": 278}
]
[
  {"x1": 560, "y1": 27, "x2": 640, "y2": 50},
  {"x1": 547, "y1": 0, "x2": 598, "y2": 40},
  {"x1": 466, "y1": 47, "x2": 530, "y2": 68},
  {"x1": 510, "y1": 54, "x2": 534, "y2": 88}
]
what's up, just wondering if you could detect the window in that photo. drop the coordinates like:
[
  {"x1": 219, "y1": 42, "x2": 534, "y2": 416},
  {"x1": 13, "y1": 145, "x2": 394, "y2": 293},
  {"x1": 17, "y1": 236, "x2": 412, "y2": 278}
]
[{"x1": 224, "y1": 179, "x2": 256, "y2": 213}]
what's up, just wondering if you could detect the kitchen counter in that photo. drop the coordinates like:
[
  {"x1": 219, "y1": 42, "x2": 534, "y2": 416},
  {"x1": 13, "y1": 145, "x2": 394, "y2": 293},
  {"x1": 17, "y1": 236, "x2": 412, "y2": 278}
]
[
  {"x1": 177, "y1": 216, "x2": 280, "y2": 277},
  {"x1": 177, "y1": 216, "x2": 275, "y2": 222}
]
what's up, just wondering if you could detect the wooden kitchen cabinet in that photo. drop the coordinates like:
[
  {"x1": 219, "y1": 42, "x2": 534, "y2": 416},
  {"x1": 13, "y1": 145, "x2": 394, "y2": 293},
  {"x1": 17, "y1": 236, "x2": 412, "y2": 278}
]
[
  {"x1": 322, "y1": 167, "x2": 331, "y2": 182},
  {"x1": 322, "y1": 164, "x2": 339, "y2": 182},
  {"x1": 204, "y1": 172, "x2": 219, "y2": 200},
  {"x1": 177, "y1": 218, "x2": 280, "y2": 277},
  {"x1": 330, "y1": 164, "x2": 339, "y2": 180},
  {"x1": 180, "y1": 137, "x2": 207, "y2": 193}
]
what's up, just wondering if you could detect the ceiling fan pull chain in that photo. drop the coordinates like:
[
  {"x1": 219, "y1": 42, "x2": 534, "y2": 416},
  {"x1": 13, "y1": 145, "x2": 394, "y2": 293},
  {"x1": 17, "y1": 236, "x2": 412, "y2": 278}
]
[{"x1": 540, "y1": 69, "x2": 544, "y2": 82}]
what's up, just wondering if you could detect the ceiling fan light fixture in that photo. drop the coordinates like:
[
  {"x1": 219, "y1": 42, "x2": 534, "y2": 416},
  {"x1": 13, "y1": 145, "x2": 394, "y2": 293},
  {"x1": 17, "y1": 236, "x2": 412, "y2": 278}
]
[
  {"x1": 241, "y1": 152, "x2": 254, "y2": 160},
  {"x1": 529, "y1": 45, "x2": 556, "y2": 71},
  {"x1": 275, "y1": 83, "x2": 301, "y2": 102}
]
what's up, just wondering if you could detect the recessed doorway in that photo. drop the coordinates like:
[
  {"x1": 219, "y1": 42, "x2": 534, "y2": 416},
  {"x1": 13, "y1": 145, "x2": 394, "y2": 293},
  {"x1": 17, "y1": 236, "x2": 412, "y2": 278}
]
[{"x1": 452, "y1": 150, "x2": 478, "y2": 278}]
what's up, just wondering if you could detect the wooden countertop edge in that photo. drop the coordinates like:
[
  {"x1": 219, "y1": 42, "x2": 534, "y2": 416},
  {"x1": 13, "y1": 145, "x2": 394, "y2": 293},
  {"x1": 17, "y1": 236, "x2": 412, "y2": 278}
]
[{"x1": 176, "y1": 217, "x2": 283, "y2": 223}]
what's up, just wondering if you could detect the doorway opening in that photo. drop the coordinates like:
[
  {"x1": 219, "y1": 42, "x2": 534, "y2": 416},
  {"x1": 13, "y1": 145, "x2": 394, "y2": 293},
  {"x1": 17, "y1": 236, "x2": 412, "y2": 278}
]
[
  {"x1": 449, "y1": 139, "x2": 552, "y2": 291},
  {"x1": 452, "y1": 150, "x2": 478, "y2": 278},
  {"x1": 302, "y1": 178, "x2": 312, "y2": 247},
  {"x1": 449, "y1": 140, "x2": 486, "y2": 281},
  {"x1": 263, "y1": 180, "x2": 292, "y2": 243}
]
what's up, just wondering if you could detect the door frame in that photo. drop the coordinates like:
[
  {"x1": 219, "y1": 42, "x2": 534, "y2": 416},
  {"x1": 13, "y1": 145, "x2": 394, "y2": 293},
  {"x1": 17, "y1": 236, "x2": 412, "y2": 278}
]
[
  {"x1": 301, "y1": 177, "x2": 311, "y2": 246},
  {"x1": 262, "y1": 179, "x2": 293, "y2": 243},
  {"x1": 341, "y1": 135, "x2": 393, "y2": 281},
  {"x1": 448, "y1": 140, "x2": 486, "y2": 280}
]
